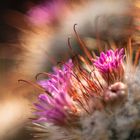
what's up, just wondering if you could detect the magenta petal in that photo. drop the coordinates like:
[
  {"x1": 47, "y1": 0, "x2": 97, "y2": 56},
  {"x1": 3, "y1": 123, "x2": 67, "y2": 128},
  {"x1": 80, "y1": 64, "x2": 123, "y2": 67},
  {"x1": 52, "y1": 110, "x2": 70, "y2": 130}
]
[{"x1": 119, "y1": 48, "x2": 125, "y2": 58}]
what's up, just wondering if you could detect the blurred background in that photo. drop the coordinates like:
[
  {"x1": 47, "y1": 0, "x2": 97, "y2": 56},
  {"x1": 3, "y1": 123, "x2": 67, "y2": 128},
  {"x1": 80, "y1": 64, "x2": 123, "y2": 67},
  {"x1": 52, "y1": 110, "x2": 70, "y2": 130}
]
[{"x1": 0, "y1": 0, "x2": 139, "y2": 140}]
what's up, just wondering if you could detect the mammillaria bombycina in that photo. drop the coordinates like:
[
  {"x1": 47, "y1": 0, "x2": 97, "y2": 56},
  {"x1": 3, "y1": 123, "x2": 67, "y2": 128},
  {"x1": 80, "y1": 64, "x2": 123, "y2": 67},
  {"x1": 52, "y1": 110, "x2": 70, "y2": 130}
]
[
  {"x1": 22, "y1": 23, "x2": 140, "y2": 139},
  {"x1": 29, "y1": 39, "x2": 140, "y2": 140}
]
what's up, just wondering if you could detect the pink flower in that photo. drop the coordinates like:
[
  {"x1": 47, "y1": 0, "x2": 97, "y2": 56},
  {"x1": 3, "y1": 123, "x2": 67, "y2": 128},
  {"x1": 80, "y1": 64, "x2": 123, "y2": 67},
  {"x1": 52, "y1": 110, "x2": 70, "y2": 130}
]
[
  {"x1": 34, "y1": 59, "x2": 78, "y2": 125},
  {"x1": 93, "y1": 48, "x2": 125, "y2": 84},
  {"x1": 28, "y1": 0, "x2": 66, "y2": 25}
]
